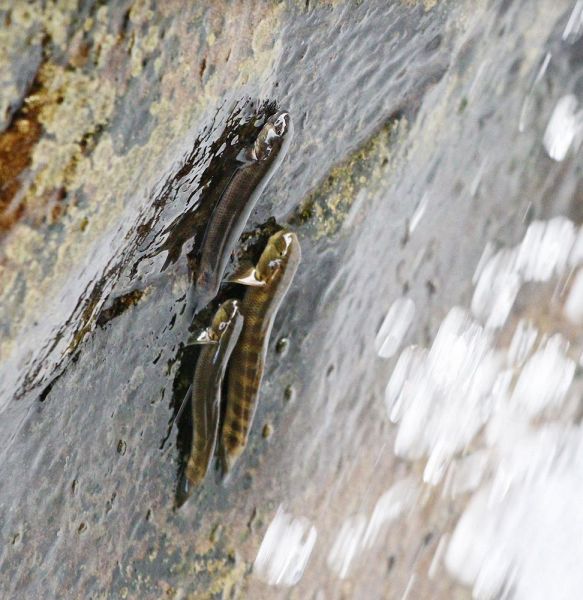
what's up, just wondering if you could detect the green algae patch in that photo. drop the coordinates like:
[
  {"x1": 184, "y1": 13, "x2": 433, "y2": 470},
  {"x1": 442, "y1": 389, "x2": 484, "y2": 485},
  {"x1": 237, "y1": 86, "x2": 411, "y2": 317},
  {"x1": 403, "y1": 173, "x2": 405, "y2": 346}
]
[{"x1": 293, "y1": 117, "x2": 407, "y2": 239}]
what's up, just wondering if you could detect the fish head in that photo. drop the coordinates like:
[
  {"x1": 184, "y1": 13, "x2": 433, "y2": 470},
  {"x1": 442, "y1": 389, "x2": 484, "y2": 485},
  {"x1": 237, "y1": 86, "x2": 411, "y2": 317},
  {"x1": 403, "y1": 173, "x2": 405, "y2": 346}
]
[
  {"x1": 211, "y1": 299, "x2": 242, "y2": 335},
  {"x1": 253, "y1": 110, "x2": 293, "y2": 161},
  {"x1": 256, "y1": 230, "x2": 300, "y2": 281}
]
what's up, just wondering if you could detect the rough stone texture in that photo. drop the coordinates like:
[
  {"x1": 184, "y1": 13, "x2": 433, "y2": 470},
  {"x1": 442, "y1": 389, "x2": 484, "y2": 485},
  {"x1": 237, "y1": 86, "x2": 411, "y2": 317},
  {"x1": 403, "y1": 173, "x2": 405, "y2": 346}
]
[{"x1": 0, "y1": 1, "x2": 581, "y2": 599}]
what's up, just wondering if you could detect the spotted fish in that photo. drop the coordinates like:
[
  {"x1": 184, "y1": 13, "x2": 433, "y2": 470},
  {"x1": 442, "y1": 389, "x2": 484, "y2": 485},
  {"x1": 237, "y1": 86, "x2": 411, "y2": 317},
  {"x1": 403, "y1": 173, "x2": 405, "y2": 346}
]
[{"x1": 221, "y1": 230, "x2": 301, "y2": 472}]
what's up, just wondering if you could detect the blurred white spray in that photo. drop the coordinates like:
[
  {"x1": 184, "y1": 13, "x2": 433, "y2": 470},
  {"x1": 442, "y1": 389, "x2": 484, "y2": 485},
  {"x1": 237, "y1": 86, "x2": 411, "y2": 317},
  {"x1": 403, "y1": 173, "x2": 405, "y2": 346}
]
[
  {"x1": 253, "y1": 506, "x2": 317, "y2": 587},
  {"x1": 383, "y1": 214, "x2": 583, "y2": 599}
]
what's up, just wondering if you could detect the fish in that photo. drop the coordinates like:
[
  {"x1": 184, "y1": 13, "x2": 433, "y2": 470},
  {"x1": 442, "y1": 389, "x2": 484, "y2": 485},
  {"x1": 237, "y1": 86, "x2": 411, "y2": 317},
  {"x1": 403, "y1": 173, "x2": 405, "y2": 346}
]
[
  {"x1": 188, "y1": 110, "x2": 294, "y2": 316},
  {"x1": 180, "y1": 299, "x2": 244, "y2": 497},
  {"x1": 220, "y1": 230, "x2": 301, "y2": 472}
]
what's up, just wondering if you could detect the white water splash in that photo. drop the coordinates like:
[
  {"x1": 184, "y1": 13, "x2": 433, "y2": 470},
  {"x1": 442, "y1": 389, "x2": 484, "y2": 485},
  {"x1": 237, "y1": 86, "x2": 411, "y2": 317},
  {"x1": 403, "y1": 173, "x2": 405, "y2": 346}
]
[
  {"x1": 515, "y1": 217, "x2": 576, "y2": 281},
  {"x1": 507, "y1": 319, "x2": 538, "y2": 367},
  {"x1": 448, "y1": 451, "x2": 490, "y2": 498},
  {"x1": 564, "y1": 268, "x2": 583, "y2": 323},
  {"x1": 563, "y1": 0, "x2": 583, "y2": 42},
  {"x1": 472, "y1": 217, "x2": 577, "y2": 329},
  {"x1": 446, "y1": 425, "x2": 583, "y2": 600},
  {"x1": 375, "y1": 297, "x2": 415, "y2": 359},
  {"x1": 543, "y1": 95, "x2": 583, "y2": 161},
  {"x1": 254, "y1": 506, "x2": 317, "y2": 587},
  {"x1": 510, "y1": 334, "x2": 575, "y2": 418},
  {"x1": 327, "y1": 515, "x2": 368, "y2": 579},
  {"x1": 471, "y1": 248, "x2": 521, "y2": 328},
  {"x1": 327, "y1": 478, "x2": 418, "y2": 579},
  {"x1": 408, "y1": 193, "x2": 429, "y2": 235},
  {"x1": 569, "y1": 227, "x2": 583, "y2": 266},
  {"x1": 387, "y1": 218, "x2": 583, "y2": 486},
  {"x1": 386, "y1": 307, "x2": 500, "y2": 484},
  {"x1": 380, "y1": 215, "x2": 583, "y2": 599},
  {"x1": 362, "y1": 478, "x2": 419, "y2": 548}
]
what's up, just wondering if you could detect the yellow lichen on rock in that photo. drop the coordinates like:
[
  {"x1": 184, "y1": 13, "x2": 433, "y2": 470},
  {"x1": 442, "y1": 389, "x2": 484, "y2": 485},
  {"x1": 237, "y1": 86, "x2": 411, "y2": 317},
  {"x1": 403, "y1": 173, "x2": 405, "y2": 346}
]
[
  {"x1": 295, "y1": 117, "x2": 407, "y2": 239},
  {"x1": 0, "y1": 1, "x2": 287, "y2": 386}
]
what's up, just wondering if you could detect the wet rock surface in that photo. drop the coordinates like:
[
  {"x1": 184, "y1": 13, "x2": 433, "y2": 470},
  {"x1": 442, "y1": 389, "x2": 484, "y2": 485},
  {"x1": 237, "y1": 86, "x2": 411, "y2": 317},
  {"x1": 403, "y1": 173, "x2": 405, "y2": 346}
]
[{"x1": 0, "y1": 1, "x2": 581, "y2": 598}]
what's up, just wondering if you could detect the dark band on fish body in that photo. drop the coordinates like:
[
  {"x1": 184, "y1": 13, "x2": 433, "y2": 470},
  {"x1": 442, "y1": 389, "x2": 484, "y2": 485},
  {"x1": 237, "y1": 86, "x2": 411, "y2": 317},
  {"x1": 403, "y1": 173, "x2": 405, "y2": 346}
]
[
  {"x1": 183, "y1": 299, "x2": 243, "y2": 490},
  {"x1": 188, "y1": 111, "x2": 293, "y2": 316},
  {"x1": 221, "y1": 230, "x2": 301, "y2": 472}
]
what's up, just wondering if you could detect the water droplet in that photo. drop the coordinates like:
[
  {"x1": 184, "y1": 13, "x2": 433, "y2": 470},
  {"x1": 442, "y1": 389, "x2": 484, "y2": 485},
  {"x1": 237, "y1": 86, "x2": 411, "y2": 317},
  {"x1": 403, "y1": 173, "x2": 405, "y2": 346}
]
[
  {"x1": 275, "y1": 337, "x2": 290, "y2": 357},
  {"x1": 283, "y1": 385, "x2": 296, "y2": 403}
]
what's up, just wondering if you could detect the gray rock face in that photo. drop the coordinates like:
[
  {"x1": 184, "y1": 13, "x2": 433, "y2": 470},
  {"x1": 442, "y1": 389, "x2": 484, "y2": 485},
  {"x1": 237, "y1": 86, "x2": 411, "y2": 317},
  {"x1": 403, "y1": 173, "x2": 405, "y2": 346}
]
[{"x1": 0, "y1": 1, "x2": 581, "y2": 598}]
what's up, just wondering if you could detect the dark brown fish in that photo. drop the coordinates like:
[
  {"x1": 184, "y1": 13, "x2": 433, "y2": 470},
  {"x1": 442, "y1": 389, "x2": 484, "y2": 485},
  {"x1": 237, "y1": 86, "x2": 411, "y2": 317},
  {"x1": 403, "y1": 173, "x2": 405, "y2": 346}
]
[
  {"x1": 188, "y1": 111, "x2": 294, "y2": 315},
  {"x1": 182, "y1": 299, "x2": 243, "y2": 492},
  {"x1": 221, "y1": 230, "x2": 301, "y2": 472}
]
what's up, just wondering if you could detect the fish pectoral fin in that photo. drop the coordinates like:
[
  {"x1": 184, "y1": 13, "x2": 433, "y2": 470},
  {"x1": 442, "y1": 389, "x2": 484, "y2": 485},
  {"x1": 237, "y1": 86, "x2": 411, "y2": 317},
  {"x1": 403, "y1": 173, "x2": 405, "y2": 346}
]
[
  {"x1": 189, "y1": 328, "x2": 219, "y2": 345},
  {"x1": 226, "y1": 265, "x2": 265, "y2": 287},
  {"x1": 236, "y1": 146, "x2": 258, "y2": 165},
  {"x1": 159, "y1": 384, "x2": 192, "y2": 450}
]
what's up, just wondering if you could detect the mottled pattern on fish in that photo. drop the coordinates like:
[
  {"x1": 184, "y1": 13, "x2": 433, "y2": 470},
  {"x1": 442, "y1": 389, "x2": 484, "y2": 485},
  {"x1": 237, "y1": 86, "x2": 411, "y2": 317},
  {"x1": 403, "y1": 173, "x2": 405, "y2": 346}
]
[
  {"x1": 221, "y1": 231, "x2": 301, "y2": 471},
  {"x1": 188, "y1": 111, "x2": 293, "y2": 315},
  {"x1": 184, "y1": 299, "x2": 243, "y2": 488}
]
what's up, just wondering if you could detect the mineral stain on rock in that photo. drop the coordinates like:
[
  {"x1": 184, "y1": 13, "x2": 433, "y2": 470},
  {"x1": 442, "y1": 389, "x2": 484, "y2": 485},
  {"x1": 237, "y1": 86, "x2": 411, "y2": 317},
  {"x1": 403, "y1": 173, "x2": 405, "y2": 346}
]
[
  {"x1": 0, "y1": 66, "x2": 44, "y2": 231},
  {"x1": 96, "y1": 288, "x2": 146, "y2": 327}
]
